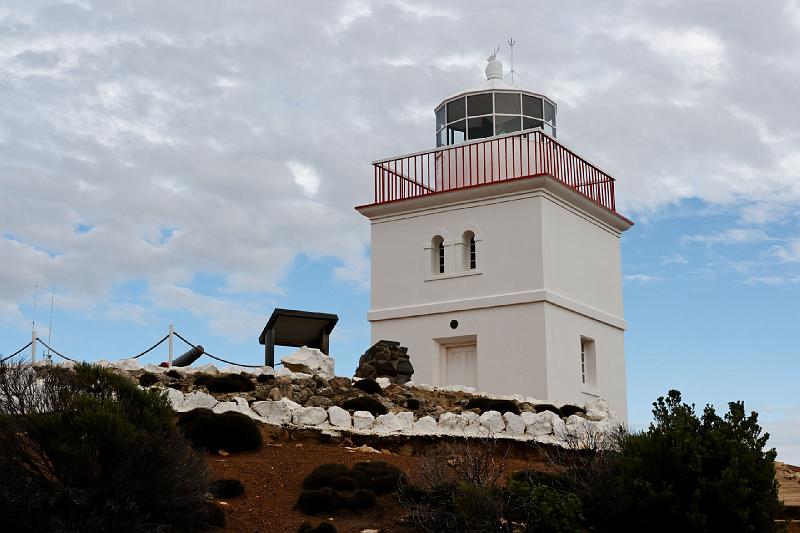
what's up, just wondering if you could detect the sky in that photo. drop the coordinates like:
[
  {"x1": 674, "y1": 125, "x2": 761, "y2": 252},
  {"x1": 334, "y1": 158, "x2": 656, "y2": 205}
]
[{"x1": 1, "y1": 1, "x2": 799, "y2": 461}]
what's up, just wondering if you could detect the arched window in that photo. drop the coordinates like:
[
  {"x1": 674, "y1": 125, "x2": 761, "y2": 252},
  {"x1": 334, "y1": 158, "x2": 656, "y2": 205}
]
[
  {"x1": 462, "y1": 231, "x2": 476, "y2": 270},
  {"x1": 431, "y1": 235, "x2": 445, "y2": 274}
]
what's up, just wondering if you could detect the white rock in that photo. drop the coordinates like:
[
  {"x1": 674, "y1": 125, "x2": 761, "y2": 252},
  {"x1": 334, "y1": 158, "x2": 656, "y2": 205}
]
[
  {"x1": 522, "y1": 411, "x2": 555, "y2": 437},
  {"x1": 142, "y1": 363, "x2": 167, "y2": 373},
  {"x1": 220, "y1": 365, "x2": 254, "y2": 375},
  {"x1": 293, "y1": 406, "x2": 328, "y2": 426},
  {"x1": 438, "y1": 412, "x2": 468, "y2": 434},
  {"x1": 585, "y1": 398, "x2": 611, "y2": 421},
  {"x1": 281, "y1": 346, "x2": 335, "y2": 379},
  {"x1": 194, "y1": 363, "x2": 219, "y2": 374},
  {"x1": 114, "y1": 358, "x2": 141, "y2": 371},
  {"x1": 252, "y1": 398, "x2": 301, "y2": 425},
  {"x1": 413, "y1": 415, "x2": 438, "y2": 434},
  {"x1": 373, "y1": 413, "x2": 404, "y2": 433},
  {"x1": 211, "y1": 397, "x2": 258, "y2": 418},
  {"x1": 275, "y1": 367, "x2": 312, "y2": 379},
  {"x1": 415, "y1": 383, "x2": 435, "y2": 392},
  {"x1": 164, "y1": 388, "x2": 185, "y2": 410},
  {"x1": 94, "y1": 359, "x2": 112, "y2": 368},
  {"x1": 397, "y1": 411, "x2": 415, "y2": 431},
  {"x1": 503, "y1": 412, "x2": 526, "y2": 435},
  {"x1": 178, "y1": 391, "x2": 218, "y2": 412},
  {"x1": 403, "y1": 380, "x2": 415, "y2": 388},
  {"x1": 438, "y1": 384, "x2": 477, "y2": 394},
  {"x1": 375, "y1": 377, "x2": 391, "y2": 389},
  {"x1": 462, "y1": 411, "x2": 486, "y2": 436},
  {"x1": 212, "y1": 401, "x2": 236, "y2": 414},
  {"x1": 479, "y1": 411, "x2": 505, "y2": 433},
  {"x1": 566, "y1": 415, "x2": 589, "y2": 437},
  {"x1": 327, "y1": 406, "x2": 352, "y2": 429},
  {"x1": 353, "y1": 410, "x2": 375, "y2": 430}
]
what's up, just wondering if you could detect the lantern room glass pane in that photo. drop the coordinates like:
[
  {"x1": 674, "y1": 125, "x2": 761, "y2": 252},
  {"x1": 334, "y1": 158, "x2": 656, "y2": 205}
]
[
  {"x1": 545, "y1": 124, "x2": 556, "y2": 137},
  {"x1": 495, "y1": 115, "x2": 521, "y2": 135},
  {"x1": 523, "y1": 117, "x2": 543, "y2": 131},
  {"x1": 495, "y1": 92, "x2": 521, "y2": 114},
  {"x1": 436, "y1": 107, "x2": 446, "y2": 130},
  {"x1": 467, "y1": 93, "x2": 493, "y2": 116},
  {"x1": 447, "y1": 120, "x2": 466, "y2": 144},
  {"x1": 437, "y1": 128, "x2": 446, "y2": 147},
  {"x1": 447, "y1": 97, "x2": 466, "y2": 122},
  {"x1": 467, "y1": 116, "x2": 493, "y2": 140},
  {"x1": 544, "y1": 100, "x2": 556, "y2": 124},
  {"x1": 523, "y1": 95, "x2": 543, "y2": 118}
]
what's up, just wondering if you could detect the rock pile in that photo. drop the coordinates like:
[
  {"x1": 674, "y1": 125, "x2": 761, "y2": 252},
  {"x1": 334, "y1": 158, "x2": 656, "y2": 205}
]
[{"x1": 354, "y1": 340, "x2": 414, "y2": 385}]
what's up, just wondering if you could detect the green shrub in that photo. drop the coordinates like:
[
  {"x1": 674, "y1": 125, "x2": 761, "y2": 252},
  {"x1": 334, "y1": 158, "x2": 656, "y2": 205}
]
[
  {"x1": 138, "y1": 372, "x2": 159, "y2": 387},
  {"x1": 296, "y1": 462, "x2": 404, "y2": 516},
  {"x1": 177, "y1": 408, "x2": 262, "y2": 452},
  {"x1": 209, "y1": 478, "x2": 245, "y2": 498},
  {"x1": 353, "y1": 378, "x2": 383, "y2": 395},
  {"x1": 341, "y1": 396, "x2": 388, "y2": 416},
  {"x1": 533, "y1": 403, "x2": 561, "y2": 416},
  {"x1": 193, "y1": 373, "x2": 255, "y2": 393},
  {"x1": 0, "y1": 361, "x2": 212, "y2": 532},
  {"x1": 507, "y1": 474, "x2": 585, "y2": 532},
  {"x1": 464, "y1": 397, "x2": 520, "y2": 415}
]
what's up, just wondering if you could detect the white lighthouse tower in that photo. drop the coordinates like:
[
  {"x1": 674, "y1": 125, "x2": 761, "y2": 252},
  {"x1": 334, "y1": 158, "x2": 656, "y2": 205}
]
[{"x1": 356, "y1": 55, "x2": 633, "y2": 419}]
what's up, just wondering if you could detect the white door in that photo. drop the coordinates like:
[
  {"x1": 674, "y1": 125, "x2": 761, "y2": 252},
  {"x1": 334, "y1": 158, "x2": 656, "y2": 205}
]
[{"x1": 443, "y1": 344, "x2": 477, "y2": 388}]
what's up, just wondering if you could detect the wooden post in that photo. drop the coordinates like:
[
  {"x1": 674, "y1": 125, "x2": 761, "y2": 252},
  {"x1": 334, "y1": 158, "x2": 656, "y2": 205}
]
[
  {"x1": 320, "y1": 331, "x2": 330, "y2": 355},
  {"x1": 168, "y1": 324, "x2": 174, "y2": 368},
  {"x1": 264, "y1": 328, "x2": 275, "y2": 368}
]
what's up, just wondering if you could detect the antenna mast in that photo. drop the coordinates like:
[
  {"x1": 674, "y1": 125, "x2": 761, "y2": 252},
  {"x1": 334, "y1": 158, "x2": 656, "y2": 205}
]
[
  {"x1": 508, "y1": 37, "x2": 516, "y2": 85},
  {"x1": 46, "y1": 286, "x2": 55, "y2": 361}
]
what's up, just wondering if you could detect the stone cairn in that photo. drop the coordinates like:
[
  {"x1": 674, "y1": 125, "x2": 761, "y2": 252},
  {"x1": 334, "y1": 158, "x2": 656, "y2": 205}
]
[{"x1": 354, "y1": 340, "x2": 414, "y2": 385}]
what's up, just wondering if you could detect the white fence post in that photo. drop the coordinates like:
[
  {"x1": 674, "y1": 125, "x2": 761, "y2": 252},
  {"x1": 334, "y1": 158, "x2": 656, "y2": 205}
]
[
  {"x1": 168, "y1": 324, "x2": 174, "y2": 368},
  {"x1": 31, "y1": 328, "x2": 36, "y2": 363}
]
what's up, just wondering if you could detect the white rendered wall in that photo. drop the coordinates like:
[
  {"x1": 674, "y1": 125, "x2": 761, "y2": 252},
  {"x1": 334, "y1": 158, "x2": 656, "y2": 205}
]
[{"x1": 359, "y1": 177, "x2": 631, "y2": 420}]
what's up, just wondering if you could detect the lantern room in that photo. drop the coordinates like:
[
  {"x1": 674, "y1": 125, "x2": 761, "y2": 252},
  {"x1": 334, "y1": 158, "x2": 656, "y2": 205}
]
[{"x1": 435, "y1": 56, "x2": 557, "y2": 146}]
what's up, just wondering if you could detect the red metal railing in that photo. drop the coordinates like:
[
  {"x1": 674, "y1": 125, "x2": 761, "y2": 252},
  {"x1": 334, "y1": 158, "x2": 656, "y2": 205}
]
[{"x1": 370, "y1": 129, "x2": 617, "y2": 213}]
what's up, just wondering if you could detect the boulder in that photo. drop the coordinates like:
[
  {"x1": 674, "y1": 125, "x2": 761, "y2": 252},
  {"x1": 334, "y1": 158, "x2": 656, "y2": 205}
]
[
  {"x1": 292, "y1": 406, "x2": 328, "y2": 426},
  {"x1": 479, "y1": 411, "x2": 505, "y2": 433},
  {"x1": 373, "y1": 413, "x2": 404, "y2": 433},
  {"x1": 413, "y1": 415, "x2": 438, "y2": 434},
  {"x1": 353, "y1": 410, "x2": 375, "y2": 430},
  {"x1": 213, "y1": 397, "x2": 260, "y2": 419},
  {"x1": 114, "y1": 358, "x2": 142, "y2": 371},
  {"x1": 396, "y1": 411, "x2": 415, "y2": 431},
  {"x1": 281, "y1": 346, "x2": 334, "y2": 379},
  {"x1": 438, "y1": 412, "x2": 468, "y2": 434},
  {"x1": 165, "y1": 387, "x2": 185, "y2": 410},
  {"x1": 327, "y1": 406, "x2": 352, "y2": 429},
  {"x1": 585, "y1": 398, "x2": 612, "y2": 421},
  {"x1": 354, "y1": 340, "x2": 414, "y2": 384},
  {"x1": 142, "y1": 364, "x2": 167, "y2": 374},
  {"x1": 522, "y1": 411, "x2": 554, "y2": 437},
  {"x1": 375, "y1": 377, "x2": 391, "y2": 389},
  {"x1": 252, "y1": 398, "x2": 301, "y2": 425},
  {"x1": 462, "y1": 411, "x2": 485, "y2": 436},
  {"x1": 178, "y1": 391, "x2": 218, "y2": 412},
  {"x1": 503, "y1": 412, "x2": 525, "y2": 436}
]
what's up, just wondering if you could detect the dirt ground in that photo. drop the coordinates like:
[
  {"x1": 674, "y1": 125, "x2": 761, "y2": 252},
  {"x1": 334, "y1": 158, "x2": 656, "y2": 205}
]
[
  {"x1": 207, "y1": 425, "x2": 550, "y2": 533},
  {"x1": 207, "y1": 425, "x2": 800, "y2": 533}
]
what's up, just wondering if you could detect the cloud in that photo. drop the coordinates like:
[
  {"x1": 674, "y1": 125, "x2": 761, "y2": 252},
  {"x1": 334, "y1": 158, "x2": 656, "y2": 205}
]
[
  {"x1": 681, "y1": 229, "x2": 774, "y2": 245},
  {"x1": 1, "y1": 0, "x2": 800, "y2": 340},
  {"x1": 624, "y1": 274, "x2": 660, "y2": 283}
]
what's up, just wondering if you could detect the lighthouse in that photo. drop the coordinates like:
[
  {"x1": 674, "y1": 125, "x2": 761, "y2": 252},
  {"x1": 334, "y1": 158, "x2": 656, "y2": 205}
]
[{"x1": 356, "y1": 54, "x2": 633, "y2": 420}]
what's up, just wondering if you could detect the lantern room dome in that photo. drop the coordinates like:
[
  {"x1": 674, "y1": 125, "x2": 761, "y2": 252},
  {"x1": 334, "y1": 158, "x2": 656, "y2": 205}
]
[{"x1": 435, "y1": 56, "x2": 557, "y2": 147}]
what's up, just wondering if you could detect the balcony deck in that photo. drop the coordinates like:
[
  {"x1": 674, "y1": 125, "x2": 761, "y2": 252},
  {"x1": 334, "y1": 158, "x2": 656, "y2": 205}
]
[{"x1": 364, "y1": 129, "x2": 620, "y2": 215}]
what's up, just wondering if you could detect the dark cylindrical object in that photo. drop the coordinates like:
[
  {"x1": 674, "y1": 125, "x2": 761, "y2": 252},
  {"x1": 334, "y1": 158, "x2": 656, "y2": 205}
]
[{"x1": 172, "y1": 345, "x2": 204, "y2": 367}]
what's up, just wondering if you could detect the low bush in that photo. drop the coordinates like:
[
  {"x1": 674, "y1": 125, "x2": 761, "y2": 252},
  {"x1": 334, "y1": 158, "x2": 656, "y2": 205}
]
[
  {"x1": 166, "y1": 369, "x2": 182, "y2": 379},
  {"x1": 177, "y1": 408, "x2": 262, "y2": 452},
  {"x1": 533, "y1": 403, "x2": 561, "y2": 416},
  {"x1": 353, "y1": 378, "x2": 383, "y2": 395},
  {"x1": 209, "y1": 478, "x2": 245, "y2": 498},
  {"x1": 194, "y1": 373, "x2": 255, "y2": 393},
  {"x1": 205, "y1": 502, "x2": 226, "y2": 528},
  {"x1": 0, "y1": 361, "x2": 212, "y2": 532},
  {"x1": 296, "y1": 462, "x2": 405, "y2": 516},
  {"x1": 138, "y1": 371, "x2": 159, "y2": 387},
  {"x1": 559, "y1": 405, "x2": 585, "y2": 418},
  {"x1": 405, "y1": 398, "x2": 421, "y2": 410},
  {"x1": 298, "y1": 522, "x2": 337, "y2": 533},
  {"x1": 341, "y1": 396, "x2": 388, "y2": 416},
  {"x1": 256, "y1": 373, "x2": 275, "y2": 383},
  {"x1": 464, "y1": 397, "x2": 520, "y2": 415}
]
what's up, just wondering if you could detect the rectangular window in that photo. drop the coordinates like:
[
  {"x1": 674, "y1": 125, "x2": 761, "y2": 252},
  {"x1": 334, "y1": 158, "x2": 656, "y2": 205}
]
[
  {"x1": 495, "y1": 92, "x2": 521, "y2": 114},
  {"x1": 580, "y1": 337, "x2": 597, "y2": 389},
  {"x1": 467, "y1": 116, "x2": 493, "y2": 140}
]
